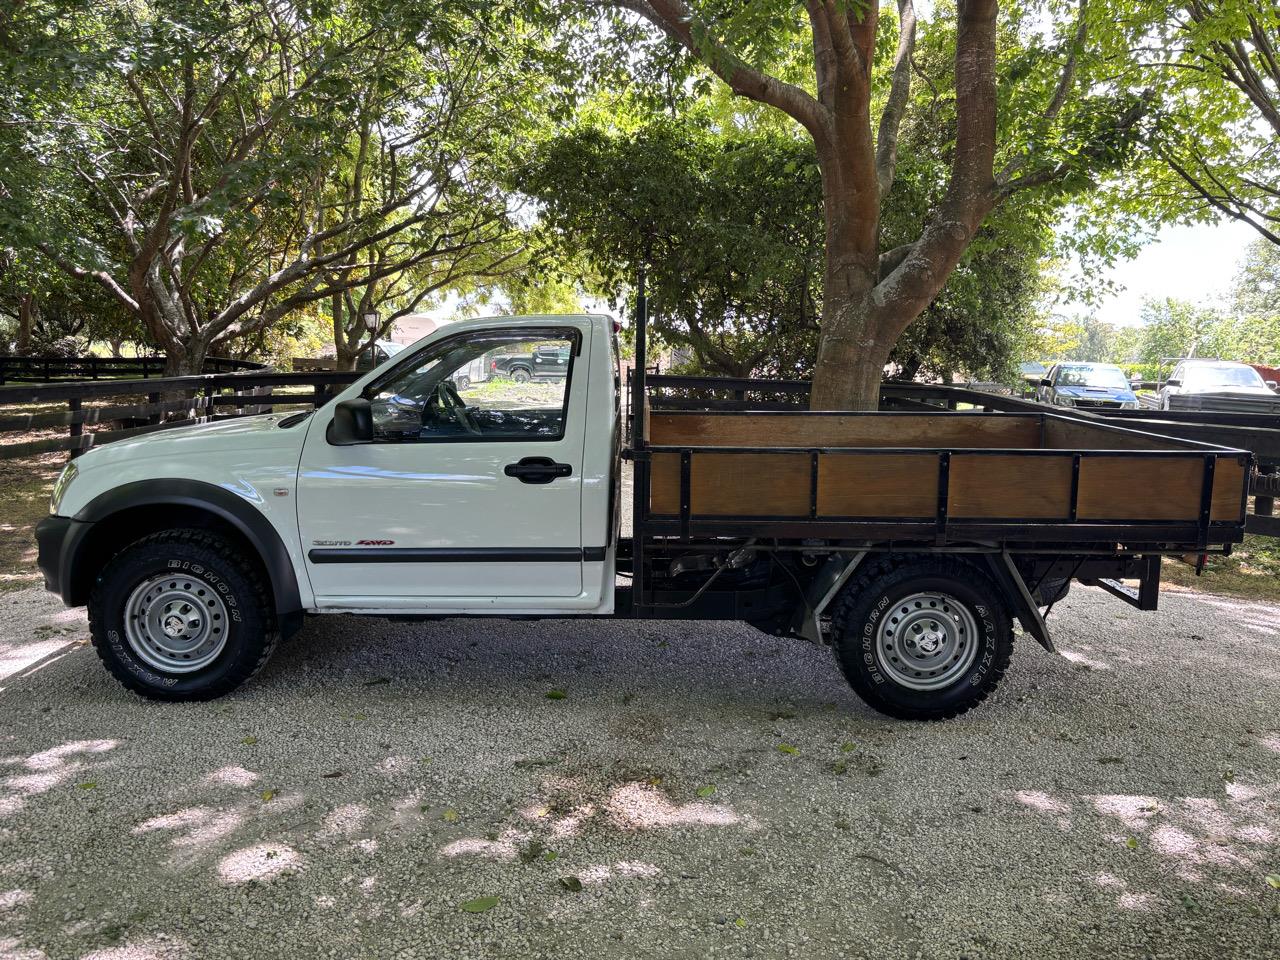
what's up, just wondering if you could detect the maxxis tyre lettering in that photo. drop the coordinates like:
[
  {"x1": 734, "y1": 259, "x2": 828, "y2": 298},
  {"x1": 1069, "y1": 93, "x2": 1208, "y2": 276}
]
[
  {"x1": 830, "y1": 556, "x2": 1013, "y2": 721},
  {"x1": 88, "y1": 529, "x2": 279, "y2": 702}
]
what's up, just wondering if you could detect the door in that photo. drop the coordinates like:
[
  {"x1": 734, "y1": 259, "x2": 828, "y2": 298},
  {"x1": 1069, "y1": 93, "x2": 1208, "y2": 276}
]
[{"x1": 297, "y1": 323, "x2": 590, "y2": 603}]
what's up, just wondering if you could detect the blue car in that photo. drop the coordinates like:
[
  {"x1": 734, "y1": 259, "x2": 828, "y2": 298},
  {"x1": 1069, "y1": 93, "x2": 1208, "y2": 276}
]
[{"x1": 1038, "y1": 362, "x2": 1139, "y2": 409}]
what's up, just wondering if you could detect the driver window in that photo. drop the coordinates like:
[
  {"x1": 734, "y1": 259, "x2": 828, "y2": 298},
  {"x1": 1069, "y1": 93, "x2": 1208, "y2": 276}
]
[{"x1": 368, "y1": 331, "x2": 576, "y2": 442}]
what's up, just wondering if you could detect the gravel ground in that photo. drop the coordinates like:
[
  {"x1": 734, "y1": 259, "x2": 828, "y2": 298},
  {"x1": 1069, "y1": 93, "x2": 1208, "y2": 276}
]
[{"x1": 0, "y1": 583, "x2": 1278, "y2": 960}]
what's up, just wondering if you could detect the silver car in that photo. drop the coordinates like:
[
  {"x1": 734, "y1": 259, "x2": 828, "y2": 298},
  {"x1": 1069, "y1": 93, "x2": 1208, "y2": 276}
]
[{"x1": 1158, "y1": 360, "x2": 1277, "y2": 410}]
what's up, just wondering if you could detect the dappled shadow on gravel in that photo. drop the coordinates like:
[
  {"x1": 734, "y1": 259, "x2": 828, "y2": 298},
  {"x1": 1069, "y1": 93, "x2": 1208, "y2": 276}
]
[{"x1": 0, "y1": 585, "x2": 1277, "y2": 960}]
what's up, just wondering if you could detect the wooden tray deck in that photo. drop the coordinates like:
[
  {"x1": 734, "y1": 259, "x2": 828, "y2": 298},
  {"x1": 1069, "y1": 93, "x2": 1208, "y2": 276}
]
[{"x1": 644, "y1": 411, "x2": 1250, "y2": 540}]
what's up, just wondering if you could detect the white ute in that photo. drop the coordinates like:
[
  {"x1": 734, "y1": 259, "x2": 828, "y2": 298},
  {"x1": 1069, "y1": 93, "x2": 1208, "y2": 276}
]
[{"x1": 35, "y1": 313, "x2": 1251, "y2": 719}]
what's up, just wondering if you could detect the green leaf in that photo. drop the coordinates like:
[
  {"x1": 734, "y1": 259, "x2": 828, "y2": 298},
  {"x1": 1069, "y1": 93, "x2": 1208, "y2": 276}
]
[
  {"x1": 1265, "y1": 875, "x2": 1280, "y2": 890},
  {"x1": 832, "y1": 759, "x2": 849, "y2": 776},
  {"x1": 543, "y1": 850, "x2": 558, "y2": 863},
  {"x1": 460, "y1": 896, "x2": 499, "y2": 913},
  {"x1": 777, "y1": 743, "x2": 798, "y2": 755},
  {"x1": 734, "y1": 917, "x2": 747, "y2": 928},
  {"x1": 558, "y1": 876, "x2": 583, "y2": 892},
  {"x1": 545, "y1": 690, "x2": 567, "y2": 700},
  {"x1": 442, "y1": 809, "x2": 460, "y2": 823},
  {"x1": 77, "y1": 781, "x2": 97, "y2": 790},
  {"x1": 840, "y1": 742, "x2": 857, "y2": 753},
  {"x1": 261, "y1": 789, "x2": 275, "y2": 802},
  {"x1": 1125, "y1": 837, "x2": 1138, "y2": 850},
  {"x1": 696, "y1": 785, "x2": 716, "y2": 798},
  {"x1": 241, "y1": 735, "x2": 258, "y2": 745}
]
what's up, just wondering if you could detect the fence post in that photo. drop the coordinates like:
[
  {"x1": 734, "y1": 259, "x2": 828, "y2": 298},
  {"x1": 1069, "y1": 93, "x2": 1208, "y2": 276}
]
[
  {"x1": 68, "y1": 397, "x2": 83, "y2": 459},
  {"x1": 147, "y1": 392, "x2": 161, "y2": 426},
  {"x1": 1257, "y1": 463, "x2": 1276, "y2": 518}
]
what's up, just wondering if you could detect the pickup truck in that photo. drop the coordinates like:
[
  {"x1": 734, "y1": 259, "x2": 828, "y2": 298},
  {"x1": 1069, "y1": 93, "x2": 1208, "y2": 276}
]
[
  {"x1": 34, "y1": 313, "x2": 1252, "y2": 720},
  {"x1": 490, "y1": 343, "x2": 572, "y2": 382}
]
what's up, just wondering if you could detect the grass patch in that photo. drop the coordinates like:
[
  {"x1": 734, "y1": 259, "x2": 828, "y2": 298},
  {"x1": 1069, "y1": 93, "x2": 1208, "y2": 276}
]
[
  {"x1": 0, "y1": 453, "x2": 63, "y2": 592},
  {"x1": 1162, "y1": 533, "x2": 1280, "y2": 603}
]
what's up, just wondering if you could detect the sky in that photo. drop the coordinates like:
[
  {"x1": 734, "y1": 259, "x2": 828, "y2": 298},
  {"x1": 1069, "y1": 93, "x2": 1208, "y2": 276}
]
[{"x1": 1075, "y1": 221, "x2": 1259, "y2": 328}]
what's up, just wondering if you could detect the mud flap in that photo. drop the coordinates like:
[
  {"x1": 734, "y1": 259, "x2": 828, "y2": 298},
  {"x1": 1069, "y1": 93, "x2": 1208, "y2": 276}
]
[
  {"x1": 792, "y1": 551, "x2": 867, "y2": 643},
  {"x1": 984, "y1": 552, "x2": 1055, "y2": 653}
]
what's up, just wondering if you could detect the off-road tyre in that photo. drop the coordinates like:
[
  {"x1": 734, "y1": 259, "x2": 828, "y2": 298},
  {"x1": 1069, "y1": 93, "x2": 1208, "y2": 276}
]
[
  {"x1": 88, "y1": 529, "x2": 278, "y2": 701},
  {"x1": 511, "y1": 367, "x2": 532, "y2": 383},
  {"x1": 830, "y1": 556, "x2": 1013, "y2": 721}
]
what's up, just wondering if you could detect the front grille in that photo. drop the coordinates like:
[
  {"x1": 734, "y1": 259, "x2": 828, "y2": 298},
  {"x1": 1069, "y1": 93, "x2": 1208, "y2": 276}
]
[{"x1": 1074, "y1": 398, "x2": 1121, "y2": 408}]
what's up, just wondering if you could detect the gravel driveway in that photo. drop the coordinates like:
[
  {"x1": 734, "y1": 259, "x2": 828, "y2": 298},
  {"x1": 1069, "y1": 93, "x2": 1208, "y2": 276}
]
[{"x1": 0, "y1": 583, "x2": 1278, "y2": 960}]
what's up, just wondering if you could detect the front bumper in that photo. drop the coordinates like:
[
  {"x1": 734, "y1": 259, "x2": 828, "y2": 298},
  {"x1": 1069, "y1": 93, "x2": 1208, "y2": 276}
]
[{"x1": 34, "y1": 515, "x2": 91, "y2": 606}]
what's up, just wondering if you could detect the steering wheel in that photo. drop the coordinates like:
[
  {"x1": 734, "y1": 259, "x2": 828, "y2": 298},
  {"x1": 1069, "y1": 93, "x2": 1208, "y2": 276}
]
[{"x1": 434, "y1": 380, "x2": 481, "y2": 435}]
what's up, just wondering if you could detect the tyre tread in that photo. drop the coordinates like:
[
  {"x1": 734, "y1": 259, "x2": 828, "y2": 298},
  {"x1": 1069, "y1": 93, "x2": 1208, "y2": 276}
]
[
  {"x1": 87, "y1": 528, "x2": 278, "y2": 702},
  {"x1": 829, "y1": 555, "x2": 1013, "y2": 721}
]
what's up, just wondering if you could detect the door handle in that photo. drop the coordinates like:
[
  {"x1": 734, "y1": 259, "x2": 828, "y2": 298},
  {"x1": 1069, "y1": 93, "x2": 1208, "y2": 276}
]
[{"x1": 504, "y1": 456, "x2": 573, "y2": 484}]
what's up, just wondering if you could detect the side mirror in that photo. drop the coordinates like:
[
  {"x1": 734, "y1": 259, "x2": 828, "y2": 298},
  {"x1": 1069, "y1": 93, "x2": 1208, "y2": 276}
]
[
  {"x1": 1267, "y1": 380, "x2": 1278, "y2": 390},
  {"x1": 1165, "y1": 378, "x2": 1181, "y2": 388},
  {"x1": 327, "y1": 397, "x2": 373, "y2": 445},
  {"x1": 1039, "y1": 378, "x2": 1052, "y2": 387}
]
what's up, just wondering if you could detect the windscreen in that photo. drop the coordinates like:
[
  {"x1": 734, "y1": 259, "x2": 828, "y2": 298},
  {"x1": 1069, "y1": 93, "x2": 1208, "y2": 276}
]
[
  {"x1": 1183, "y1": 364, "x2": 1265, "y2": 389},
  {"x1": 1056, "y1": 365, "x2": 1129, "y2": 389}
]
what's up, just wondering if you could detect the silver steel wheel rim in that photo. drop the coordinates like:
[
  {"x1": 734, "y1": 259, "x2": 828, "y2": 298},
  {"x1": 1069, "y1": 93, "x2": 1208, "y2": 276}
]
[
  {"x1": 876, "y1": 592, "x2": 979, "y2": 691},
  {"x1": 123, "y1": 573, "x2": 229, "y2": 674}
]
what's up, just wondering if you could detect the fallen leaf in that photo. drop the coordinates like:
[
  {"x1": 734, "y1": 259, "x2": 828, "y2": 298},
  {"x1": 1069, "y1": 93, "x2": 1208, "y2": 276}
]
[
  {"x1": 545, "y1": 690, "x2": 567, "y2": 700},
  {"x1": 442, "y1": 809, "x2": 460, "y2": 823},
  {"x1": 696, "y1": 785, "x2": 716, "y2": 798},
  {"x1": 543, "y1": 850, "x2": 558, "y2": 863},
  {"x1": 321, "y1": 770, "x2": 344, "y2": 779},
  {"x1": 734, "y1": 917, "x2": 747, "y2": 928},
  {"x1": 1125, "y1": 837, "x2": 1138, "y2": 850},
  {"x1": 77, "y1": 781, "x2": 97, "y2": 790},
  {"x1": 777, "y1": 743, "x2": 798, "y2": 755},
  {"x1": 646, "y1": 775, "x2": 663, "y2": 787},
  {"x1": 241, "y1": 735, "x2": 258, "y2": 746},
  {"x1": 459, "y1": 896, "x2": 499, "y2": 913},
  {"x1": 364, "y1": 677, "x2": 390, "y2": 687},
  {"x1": 1266, "y1": 875, "x2": 1280, "y2": 890},
  {"x1": 832, "y1": 759, "x2": 849, "y2": 776},
  {"x1": 558, "y1": 876, "x2": 583, "y2": 892},
  {"x1": 1096, "y1": 757, "x2": 1122, "y2": 765},
  {"x1": 840, "y1": 742, "x2": 857, "y2": 753},
  {"x1": 261, "y1": 789, "x2": 275, "y2": 802}
]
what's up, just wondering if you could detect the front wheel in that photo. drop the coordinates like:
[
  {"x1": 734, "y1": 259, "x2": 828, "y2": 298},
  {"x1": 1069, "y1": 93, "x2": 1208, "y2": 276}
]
[
  {"x1": 829, "y1": 557, "x2": 1013, "y2": 721},
  {"x1": 88, "y1": 529, "x2": 279, "y2": 701}
]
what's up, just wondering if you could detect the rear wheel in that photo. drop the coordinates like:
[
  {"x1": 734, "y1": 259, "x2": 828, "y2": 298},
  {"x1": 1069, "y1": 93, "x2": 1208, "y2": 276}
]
[
  {"x1": 830, "y1": 557, "x2": 1013, "y2": 721},
  {"x1": 511, "y1": 367, "x2": 532, "y2": 383},
  {"x1": 88, "y1": 529, "x2": 278, "y2": 701}
]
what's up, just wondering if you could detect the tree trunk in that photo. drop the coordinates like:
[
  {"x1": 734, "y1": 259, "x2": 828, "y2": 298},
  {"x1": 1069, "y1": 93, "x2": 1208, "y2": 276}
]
[
  {"x1": 163, "y1": 338, "x2": 208, "y2": 377},
  {"x1": 331, "y1": 292, "x2": 361, "y2": 371},
  {"x1": 16, "y1": 293, "x2": 34, "y2": 354},
  {"x1": 808, "y1": 154, "x2": 888, "y2": 412}
]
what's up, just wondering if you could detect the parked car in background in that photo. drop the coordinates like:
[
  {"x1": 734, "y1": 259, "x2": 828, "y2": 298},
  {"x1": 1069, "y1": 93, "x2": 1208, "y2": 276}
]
[
  {"x1": 1038, "y1": 362, "x2": 1140, "y2": 409},
  {"x1": 1158, "y1": 359, "x2": 1278, "y2": 410},
  {"x1": 489, "y1": 343, "x2": 572, "y2": 382},
  {"x1": 355, "y1": 340, "x2": 406, "y2": 372}
]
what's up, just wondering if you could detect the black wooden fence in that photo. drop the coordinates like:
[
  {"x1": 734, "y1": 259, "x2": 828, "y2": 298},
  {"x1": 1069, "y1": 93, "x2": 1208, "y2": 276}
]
[
  {"x1": 0, "y1": 370, "x2": 359, "y2": 460},
  {"x1": 0, "y1": 355, "x2": 266, "y2": 385}
]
